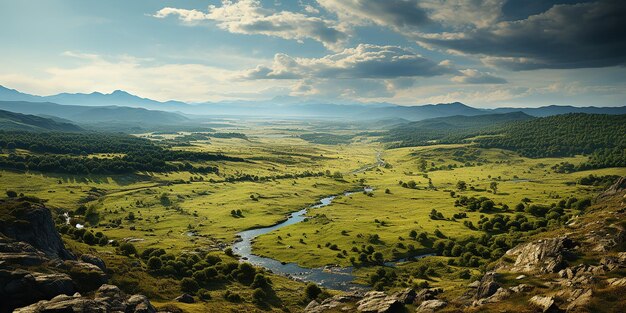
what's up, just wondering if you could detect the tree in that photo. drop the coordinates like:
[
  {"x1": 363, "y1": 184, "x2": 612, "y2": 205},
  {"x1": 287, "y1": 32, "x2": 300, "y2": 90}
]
[
  {"x1": 305, "y1": 283, "x2": 322, "y2": 300},
  {"x1": 490, "y1": 182, "x2": 498, "y2": 194},
  {"x1": 456, "y1": 181, "x2": 467, "y2": 191},
  {"x1": 5, "y1": 190, "x2": 17, "y2": 198}
]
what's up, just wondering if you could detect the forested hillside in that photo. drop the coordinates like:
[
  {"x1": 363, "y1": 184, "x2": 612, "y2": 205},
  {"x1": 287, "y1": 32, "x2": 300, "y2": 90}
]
[
  {"x1": 0, "y1": 131, "x2": 244, "y2": 174},
  {"x1": 383, "y1": 112, "x2": 534, "y2": 147},
  {"x1": 476, "y1": 114, "x2": 626, "y2": 169}
]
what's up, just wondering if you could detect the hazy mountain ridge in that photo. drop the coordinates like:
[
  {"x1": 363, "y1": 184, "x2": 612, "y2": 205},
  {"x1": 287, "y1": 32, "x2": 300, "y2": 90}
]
[
  {"x1": 0, "y1": 101, "x2": 188, "y2": 126},
  {"x1": 1, "y1": 85, "x2": 625, "y2": 121},
  {"x1": 0, "y1": 109, "x2": 82, "y2": 132}
]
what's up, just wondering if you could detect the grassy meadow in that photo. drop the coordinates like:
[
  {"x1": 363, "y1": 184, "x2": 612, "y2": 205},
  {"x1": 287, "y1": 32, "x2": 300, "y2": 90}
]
[{"x1": 2, "y1": 120, "x2": 625, "y2": 311}]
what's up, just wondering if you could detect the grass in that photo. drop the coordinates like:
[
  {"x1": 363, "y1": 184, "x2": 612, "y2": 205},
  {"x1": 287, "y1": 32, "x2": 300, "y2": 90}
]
[{"x1": 2, "y1": 121, "x2": 625, "y2": 312}]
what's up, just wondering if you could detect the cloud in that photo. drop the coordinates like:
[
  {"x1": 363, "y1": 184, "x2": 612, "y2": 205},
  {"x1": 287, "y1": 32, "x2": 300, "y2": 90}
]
[
  {"x1": 452, "y1": 69, "x2": 507, "y2": 84},
  {"x1": 240, "y1": 44, "x2": 454, "y2": 80},
  {"x1": 0, "y1": 51, "x2": 290, "y2": 102},
  {"x1": 416, "y1": 1, "x2": 626, "y2": 70},
  {"x1": 154, "y1": 0, "x2": 347, "y2": 50},
  {"x1": 316, "y1": 0, "x2": 430, "y2": 29},
  {"x1": 419, "y1": 0, "x2": 504, "y2": 29}
]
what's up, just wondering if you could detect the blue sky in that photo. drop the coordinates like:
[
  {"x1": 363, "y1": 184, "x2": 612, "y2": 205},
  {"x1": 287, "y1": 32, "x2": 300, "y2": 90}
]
[{"x1": 0, "y1": 0, "x2": 624, "y2": 107}]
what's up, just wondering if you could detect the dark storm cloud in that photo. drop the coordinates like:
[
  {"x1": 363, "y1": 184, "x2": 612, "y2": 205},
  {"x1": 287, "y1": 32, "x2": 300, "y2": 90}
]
[{"x1": 417, "y1": 0, "x2": 626, "y2": 70}]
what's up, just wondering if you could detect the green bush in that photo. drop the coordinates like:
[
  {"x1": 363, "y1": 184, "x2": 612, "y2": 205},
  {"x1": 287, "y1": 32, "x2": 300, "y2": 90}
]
[
  {"x1": 118, "y1": 243, "x2": 137, "y2": 256},
  {"x1": 180, "y1": 277, "x2": 199, "y2": 293},
  {"x1": 304, "y1": 283, "x2": 322, "y2": 300}
]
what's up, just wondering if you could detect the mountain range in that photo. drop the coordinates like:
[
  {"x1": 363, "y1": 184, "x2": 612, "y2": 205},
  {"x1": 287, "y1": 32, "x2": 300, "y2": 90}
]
[{"x1": 0, "y1": 85, "x2": 625, "y2": 122}]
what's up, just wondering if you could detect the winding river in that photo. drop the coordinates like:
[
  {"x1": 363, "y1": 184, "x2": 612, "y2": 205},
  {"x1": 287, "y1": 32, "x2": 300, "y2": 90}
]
[
  {"x1": 231, "y1": 152, "x2": 431, "y2": 290},
  {"x1": 232, "y1": 188, "x2": 373, "y2": 291}
]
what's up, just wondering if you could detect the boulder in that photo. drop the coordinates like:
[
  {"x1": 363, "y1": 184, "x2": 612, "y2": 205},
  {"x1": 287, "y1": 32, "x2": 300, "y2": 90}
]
[
  {"x1": 0, "y1": 269, "x2": 75, "y2": 311},
  {"x1": 13, "y1": 293, "x2": 108, "y2": 313},
  {"x1": 175, "y1": 293, "x2": 195, "y2": 303},
  {"x1": 529, "y1": 295, "x2": 559, "y2": 313},
  {"x1": 414, "y1": 288, "x2": 442, "y2": 304},
  {"x1": 415, "y1": 300, "x2": 447, "y2": 313},
  {"x1": 356, "y1": 291, "x2": 404, "y2": 313},
  {"x1": 566, "y1": 289, "x2": 592, "y2": 311},
  {"x1": 393, "y1": 288, "x2": 416, "y2": 304},
  {"x1": 126, "y1": 294, "x2": 156, "y2": 313},
  {"x1": 474, "y1": 272, "x2": 500, "y2": 300},
  {"x1": 305, "y1": 292, "x2": 362, "y2": 313},
  {"x1": 95, "y1": 284, "x2": 126, "y2": 311},
  {"x1": 79, "y1": 254, "x2": 106, "y2": 271},
  {"x1": 60, "y1": 260, "x2": 108, "y2": 291}
]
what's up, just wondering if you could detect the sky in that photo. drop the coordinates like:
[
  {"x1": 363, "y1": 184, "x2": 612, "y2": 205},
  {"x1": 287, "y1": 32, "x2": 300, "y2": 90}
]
[{"x1": 0, "y1": 0, "x2": 624, "y2": 108}]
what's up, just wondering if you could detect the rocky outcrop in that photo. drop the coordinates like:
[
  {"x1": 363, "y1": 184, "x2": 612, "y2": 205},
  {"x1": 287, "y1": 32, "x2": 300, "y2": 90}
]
[
  {"x1": 0, "y1": 200, "x2": 74, "y2": 260},
  {"x1": 356, "y1": 291, "x2": 404, "y2": 313},
  {"x1": 529, "y1": 295, "x2": 559, "y2": 313},
  {"x1": 415, "y1": 300, "x2": 447, "y2": 313},
  {"x1": 80, "y1": 254, "x2": 106, "y2": 271},
  {"x1": 0, "y1": 238, "x2": 49, "y2": 266},
  {"x1": 502, "y1": 237, "x2": 572, "y2": 273},
  {"x1": 474, "y1": 272, "x2": 500, "y2": 300},
  {"x1": 598, "y1": 176, "x2": 626, "y2": 198},
  {"x1": 14, "y1": 284, "x2": 156, "y2": 313},
  {"x1": 0, "y1": 269, "x2": 75, "y2": 311},
  {"x1": 305, "y1": 292, "x2": 363, "y2": 313},
  {"x1": 414, "y1": 288, "x2": 442, "y2": 304}
]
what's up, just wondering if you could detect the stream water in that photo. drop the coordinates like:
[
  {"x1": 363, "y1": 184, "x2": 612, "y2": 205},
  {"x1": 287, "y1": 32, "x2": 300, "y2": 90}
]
[{"x1": 232, "y1": 188, "x2": 373, "y2": 290}]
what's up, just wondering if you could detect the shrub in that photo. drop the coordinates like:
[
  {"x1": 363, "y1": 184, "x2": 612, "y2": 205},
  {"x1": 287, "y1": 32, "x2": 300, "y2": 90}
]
[
  {"x1": 223, "y1": 290, "x2": 242, "y2": 302},
  {"x1": 305, "y1": 283, "x2": 322, "y2": 300},
  {"x1": 180, "y1": 277, "x2": 199, "y2": 293},
  {"x1": 82, "y1": 231, "x2": 96, "y2": 245},
  {"x1": 197, "y1": 288, "x2": 211, "y2": 301},
  {"x1": 252, "y1": 288, "x2": 267, "y2": 304},
  {"x1": 118, "y1": 243, "x2": 137, "y2": 256},
  {"x1": 147, "y1": 257, "x2": 162, "y2": 270},
  {"x1": 251, "y1": 273, "x2": 271, "y2": 289},
  {"x1": 6, "y1": 190, "x2": 18, "y2": 198}
]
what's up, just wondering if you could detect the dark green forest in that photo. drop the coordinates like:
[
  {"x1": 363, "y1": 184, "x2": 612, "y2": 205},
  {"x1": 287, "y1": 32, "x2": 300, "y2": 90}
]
[
  {"x1": 0, "y1": 131, "x2": 244, "y2": 174},
  {"x1": 475, "y1": 114, "x2": 626, "y2": 169}
]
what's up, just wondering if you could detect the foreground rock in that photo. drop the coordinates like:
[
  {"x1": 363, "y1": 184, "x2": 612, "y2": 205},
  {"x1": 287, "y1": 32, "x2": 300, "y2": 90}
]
[
  {"x1": 415, "y1": 300, "x2": 447, "y2": 313},
  {"x1": 14, "y1": 284, "x2": 156, "y2": 313},
  {"x1": 0, "y1": 199, "x2": 74, "y2": 260},
  {"x1": 356, "y1": 290, "x2": 405, "y2": 313},
  {"x1": 305, "y1": 292, "x2": 362, "y2": 313},
  {"x1": 175, "y1": 293, "x2": 195, "y2": 303}
]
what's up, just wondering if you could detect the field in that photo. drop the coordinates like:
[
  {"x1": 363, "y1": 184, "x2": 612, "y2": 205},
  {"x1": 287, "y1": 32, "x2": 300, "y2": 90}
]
[{"x1": 1, "y1": 119, "x2": 625, "y2": 311}]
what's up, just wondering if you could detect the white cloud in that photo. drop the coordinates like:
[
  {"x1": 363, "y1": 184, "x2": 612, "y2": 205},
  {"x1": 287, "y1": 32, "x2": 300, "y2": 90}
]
[
  {"x1": 451, "y1": 69, "x2": 507, "y2": 84},
  {"x1": 240, "y1": 44, "x2": 453, "y2": 80},
  {"x1": 0, "y1": 52, "x2": 289, "y2": 102},
  {"x1": 154, "y1": 0, "x2": 347, "y2": 50}
]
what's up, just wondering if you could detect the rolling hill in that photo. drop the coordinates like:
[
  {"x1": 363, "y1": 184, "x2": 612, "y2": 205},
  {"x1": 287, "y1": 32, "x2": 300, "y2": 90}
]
[
  {"x1": 0, "y1": 101, "x2": 189, "y2": 126},
  {"x1": 0, "y1": 109, "x2": 82, "y2": 131},
  {"x1": 383, "y1": 111, "x2": 535, "y2": 146}
]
